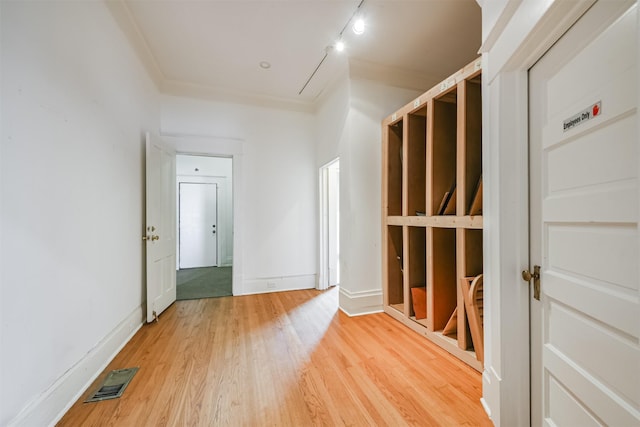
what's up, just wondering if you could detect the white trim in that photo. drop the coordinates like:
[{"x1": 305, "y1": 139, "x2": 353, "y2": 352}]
[
  {"x1": 482, "y1": 67, "x2": 532, "y2": 427},
  {"x1": 239, "y1": 274, "x2": 316, "y2": 295},
  {"x1": 162, "y1": 135, "x2": 244, "y2": 296},
  {"x1": 338, "y1": 287, "x2": 383, "y2": 317},
  {"x1": 479, "y1": 0, "x2": 522, "y2": 56},
  {"x1": 8, "y1": 305, "x2": 144, "y2": 427},
  {"x1": 482, "y1": 1, "x2": 595, "y2": 82}
]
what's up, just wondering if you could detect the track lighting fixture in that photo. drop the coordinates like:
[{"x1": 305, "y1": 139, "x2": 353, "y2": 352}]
[{"x1": 298, "y1": 0, "x2": 366, "y2": 95}]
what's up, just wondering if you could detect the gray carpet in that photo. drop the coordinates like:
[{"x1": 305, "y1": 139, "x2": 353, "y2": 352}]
[{"x1": 176, "y1": 266, "x2": 232, "y2": 300}]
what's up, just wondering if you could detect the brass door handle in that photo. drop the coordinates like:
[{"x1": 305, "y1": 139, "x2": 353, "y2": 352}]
[
  {"x1": 522, "y1": 265, "x2": 541, "y2": 300},
  {"x1": 151, "y1": 235, "x2": 159, "y2": 241},
  {"x1": 142, "y1": 235, "x2": 149, "y2": 241}
]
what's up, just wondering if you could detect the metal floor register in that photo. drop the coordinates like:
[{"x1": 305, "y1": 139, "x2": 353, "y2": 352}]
[{"x1": 85, "y1": 367, "x2": 139, "y2": 403}]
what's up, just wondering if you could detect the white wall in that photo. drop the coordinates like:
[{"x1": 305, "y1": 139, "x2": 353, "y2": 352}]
[
  {"x1": 315, "y1": 74, "x2": 422, "y2": 315},
  {"x1": 315, "y1": 68, "x2": 351, "y2": 168},
  {"x1": 176, "y1": 155, "x2": 233, "y2": 267},
  {"x1": 161, "y1": 96, "x2": 317, "y2": 294},
  {"x1": 0, "y1": 1, "x2": 159, "y2": 426}
]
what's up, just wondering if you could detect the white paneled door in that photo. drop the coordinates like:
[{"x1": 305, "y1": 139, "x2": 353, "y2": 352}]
[
  {"x1": 179, "y1": 182, "x2": 218, "y2": 269},
  {"x1": 145, "y1": 132, "x2": 177, "y2": 323},
  {"x1": 328, "y1": 163, "x2": 339, "y2": 286},
  {"x1": 529, "y1": 1, "x2": 639, "y2": 426}
]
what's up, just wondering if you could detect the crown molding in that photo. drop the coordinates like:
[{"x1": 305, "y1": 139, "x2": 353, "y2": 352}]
[
  {"x1": 160, "y1": 79, "x2": 316, "y2": 114},
  {"x1": 348, "y1": 58, "x2": 440, "y2": 93},
  {"x1": 105, "y1": 0, "x2": 446, "y2": 113},
  {"x1": 104, "y1": 0, "x2": 165, "y2": 88}
]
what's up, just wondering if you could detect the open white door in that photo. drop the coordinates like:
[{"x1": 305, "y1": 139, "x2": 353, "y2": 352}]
[
  {"x1": 145, "y1": 132, "x2": 176, "y2": 322},
  {"x1": 328, "y1": 161, "x2": 339, "y2": 286},
  {"x1": 319, "y1": 158, "x2": 340, "y2": 290},
  {"x1": 529, "y1": 2, "x2": 639, "y2": 425}
]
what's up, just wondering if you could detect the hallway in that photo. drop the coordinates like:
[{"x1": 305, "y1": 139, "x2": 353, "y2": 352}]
[{"x1": 59, "y1": 287, "x2": 489, "y2": 426}]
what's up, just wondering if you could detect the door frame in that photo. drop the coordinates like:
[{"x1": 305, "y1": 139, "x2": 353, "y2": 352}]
[
  {"x1": 318, "y1": 157, "x2": 340, "y2": 290},
  {"x1": 477, "y1": 0, "x2": 627, "y2": 425},
  {"x1": 163, "y1": 134, "x2": 244, "y2": 296}
]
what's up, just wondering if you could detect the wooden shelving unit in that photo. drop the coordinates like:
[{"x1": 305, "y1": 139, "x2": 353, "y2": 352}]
[{"x1": 382, "y1": 58, "x2": 484, "y2": 371}]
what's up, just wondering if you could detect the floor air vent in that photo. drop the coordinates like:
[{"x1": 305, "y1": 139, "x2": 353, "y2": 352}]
[{"x1": 85, "y1": 367, "x2": 139, "y2": 403}]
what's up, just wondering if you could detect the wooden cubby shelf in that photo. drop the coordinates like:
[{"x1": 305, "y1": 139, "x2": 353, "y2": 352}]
[
  {"x1": 386, "y1": 120, "x2": 403, "y2": 217},
  {"x1": 381, "y1": 58, "x2": 484, "y2": 371},
  {"x1": 386, "y1": 225, "x2": 404, "y2": 314}
]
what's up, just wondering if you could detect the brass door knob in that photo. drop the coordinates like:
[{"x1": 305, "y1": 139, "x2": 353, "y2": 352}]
[
  {"x1": 522, "y1": 269, "x2": 536, "y2": 281},
  {"x1": 151, "y1": 235, "x2": 160, "y2": 241},
  {"x1": 522, "y1": 265, "x2": 541, "y2": 300}
]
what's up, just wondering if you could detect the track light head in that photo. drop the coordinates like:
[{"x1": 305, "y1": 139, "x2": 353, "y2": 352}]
[{"x1": 352, "y1": 18, "x2": 365, "y2": 35}]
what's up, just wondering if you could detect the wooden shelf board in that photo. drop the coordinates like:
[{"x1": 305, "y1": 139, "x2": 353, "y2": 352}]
[
  {"x1": 410, "y1": 317, "x2": 429, "y2": 328},
  {"x1": 430, "y1": 331, "x2": 482, "y2": 371},
  {"x1": 383, "y1": 311, "x2": 482, "y2": 372},
  {"x1": 389, "y1": 303, "x2": 405, "y2": 313},
  {"x1": 462, "y1": 215, "x2": 484, "y2": 229},
  {"x1": 433, "y1": 329, "x2": 459, "y2": 345},
  {"x1": 397, "y1": 216, "x2": 429, "y2": 226},
  {"x1": 385, "y1": 215, "x2": 483, "y2": 228},
  {"x1": 428, "y1": 215, "x2": 483, "y2": 229},
  {"x1": 384, "y1": 305, "x2": 408, "y2": 325},
  {"x1": 386, "y1": 216, "x2": 406, "y2": 226}
]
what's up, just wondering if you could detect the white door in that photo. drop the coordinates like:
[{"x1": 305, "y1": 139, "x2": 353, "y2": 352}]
[
  {"x1": 328, "y1": 163, "x2": 340, "y2": 286},
  {"x1": 529, "y1": 2, "x2": 639, "y2": 425},
  {"x1": 145, "y1": 132, "x2": 176, "y2": 323},
  {"x1": 179, "y1": 182, "x2": 218, "y2": 269}
]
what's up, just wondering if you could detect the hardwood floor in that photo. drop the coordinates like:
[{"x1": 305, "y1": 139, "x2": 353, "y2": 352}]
[{"x1": 58, "y1": 288, "x2": 492, "y2": 426}]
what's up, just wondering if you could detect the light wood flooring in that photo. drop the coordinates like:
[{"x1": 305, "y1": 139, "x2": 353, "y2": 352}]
[{"x1": 58, "y1": 287, "x2": 492, "y2": 426}]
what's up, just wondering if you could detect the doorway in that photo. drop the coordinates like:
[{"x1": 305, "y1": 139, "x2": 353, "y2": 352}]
[
  {"x1": 319, "y1": 158, "x2": 340, "y2": 290},
  {"x1": 176, "y1": 154, "x2": 233, "y2": 300},
  {"x1": 528, "y1": 2, "x2": 638, "y2": 425}
]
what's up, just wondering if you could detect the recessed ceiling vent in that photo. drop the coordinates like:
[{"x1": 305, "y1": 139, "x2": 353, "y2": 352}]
[{"x1": 84, "y1": 367, "x2": 139, "y2": 403}]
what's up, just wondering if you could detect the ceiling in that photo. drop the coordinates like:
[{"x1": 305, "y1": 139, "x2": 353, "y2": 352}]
[{"x1": 116, "y1": 0, "x2": 481, "y2": 110}]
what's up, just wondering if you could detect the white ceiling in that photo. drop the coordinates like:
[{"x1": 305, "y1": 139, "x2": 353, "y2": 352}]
[{"x1": 118, "y1": 0, "x2": 481, "y2": 110}]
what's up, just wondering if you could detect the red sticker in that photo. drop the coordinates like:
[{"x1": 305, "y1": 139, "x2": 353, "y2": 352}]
[{"x1": 592, "y1": 103, "x2": 600, "y2": 116}]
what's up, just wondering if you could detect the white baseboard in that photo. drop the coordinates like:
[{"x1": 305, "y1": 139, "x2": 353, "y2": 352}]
[
  {"x1": 481, "y1": 366, "x2": 500, "y2": 425},
  {"x1": 338, "y1": 287, "x2": 383, "y2": 316},
  {"x1": 239, "y1": 274, "x2": 316, "y2": 295},
  {"x1": 8, "y1": 305, "x2": 145, "y2": 427}
]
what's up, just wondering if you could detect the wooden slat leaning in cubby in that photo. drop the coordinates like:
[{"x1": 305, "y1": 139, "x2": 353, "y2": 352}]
[{"x1": 381, "y1": 57, "x2": 483, "y2": 371}]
